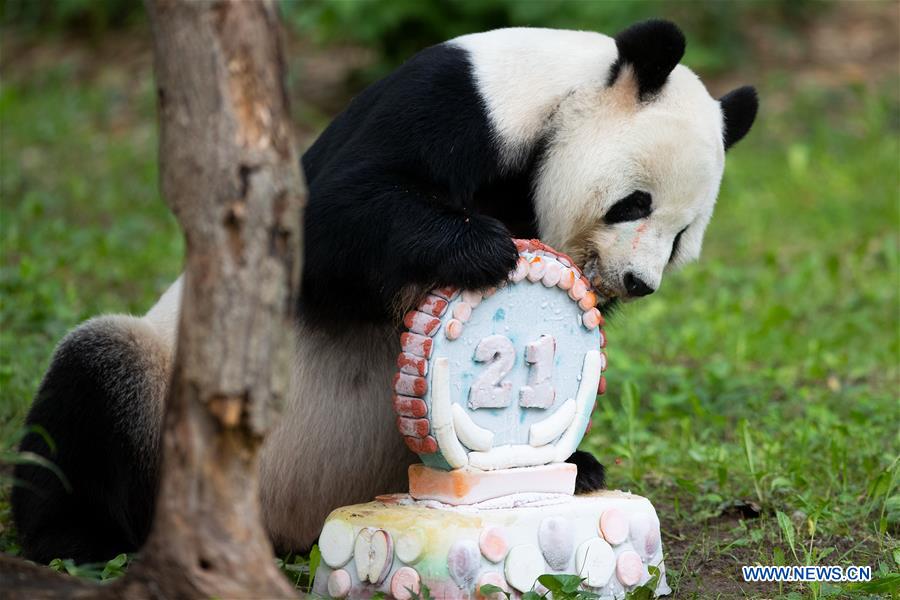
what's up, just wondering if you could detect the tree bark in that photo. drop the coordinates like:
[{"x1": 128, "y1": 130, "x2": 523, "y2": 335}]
[{"x1": 1, "y1": 0, "x2": 304, "y2": 597}]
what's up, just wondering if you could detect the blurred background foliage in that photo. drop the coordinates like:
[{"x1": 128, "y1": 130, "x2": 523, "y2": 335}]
[
  {"x1": 5, "y1": 0, "x2": 819, "y2": 73},
  {"x1": 1, "y1": 0, "x2": 144, "y2": 36},
  {"x1": 281, "y1": 0, "x2": 818, "y2": 77},
  {"x1": 1, "y1": 1, "x2": 898, "y2": 597}
]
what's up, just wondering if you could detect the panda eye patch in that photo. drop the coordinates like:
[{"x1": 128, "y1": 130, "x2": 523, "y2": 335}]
[
  {"x1": 604, "y1": 191, "x2": 652, "y2": 224},
  {"x1": 669, "y1": 227, "x2": 688, "y2": 263}
]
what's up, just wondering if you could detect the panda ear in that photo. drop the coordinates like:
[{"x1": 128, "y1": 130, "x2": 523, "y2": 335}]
[
  {"x1": 608, "y1": 19, "x2": 686, "y2": 100},
  {"x1": 720, "y1": 86, "x2": 759, "y2": 150}
]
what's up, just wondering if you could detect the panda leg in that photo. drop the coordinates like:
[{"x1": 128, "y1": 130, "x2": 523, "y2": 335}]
[
  {"x1": 12, "y1": 315, "x2": 170, "y2": 564},
  {"x1": 567, "y1": 450, "x2": 606, "y2": 493},
  {"x1": 303, "y1": 181, "x2": 520, "y2": 318},
  {"x1": 390, "y1": 200, "x2": 521, "y2": 293}
]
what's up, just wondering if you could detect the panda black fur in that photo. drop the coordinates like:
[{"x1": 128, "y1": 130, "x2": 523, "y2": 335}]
[{"x1": 12, "y1": 20, "x2": 757, "y2": 563}]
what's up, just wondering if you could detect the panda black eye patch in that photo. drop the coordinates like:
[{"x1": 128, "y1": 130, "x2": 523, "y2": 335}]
[
  {"x1": 669, "y1": 226, "x2": 688, "y2": 263},
  {"x1": 603, "y1": 191, "x2": 653, "y2": 224}
]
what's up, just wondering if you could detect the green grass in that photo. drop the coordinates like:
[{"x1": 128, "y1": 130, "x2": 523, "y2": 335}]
[
  {"x1": 1, "y1": 41, "x2": 898, "y2": 599},
  {"x1": 0, "y1": 60, "x2": 183, "y2": 442},
  {"x1": 585, "y1": 80, "x2": 900, "y2": 597}
]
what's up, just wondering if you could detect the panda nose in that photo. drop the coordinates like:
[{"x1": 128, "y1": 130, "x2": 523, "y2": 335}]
[{"x1": 624, "y1": 272, "x2": 655, "y2": 297}]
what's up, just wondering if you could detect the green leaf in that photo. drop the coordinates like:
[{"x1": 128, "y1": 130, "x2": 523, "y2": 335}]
[
  {"x1": 477, "y1": 583, "x2": 510, "y2": 599},
  {"x1": 769, "y1": 476, "x2": 792, "y2": 492},
  {"x1": 773, "y1": 546, "x2": 785, "y2": 566},
  {"x1": 307, "y1": 544, "x2": 321, "y2": 592},
  {"x1": 48, "y1": 558, "x2": 66, "y2": 573},
  {"x1": 741, "y1": 420, "x2": 764, "y2": 506},
  {"x1": 537, "y1": 573, "x2": 583, "y2": 595},
  {"x1": 845, "y1": 573, "x2": 900, "y2": 594},
  {"x1": 100, "y1": 553, "x2": 128, "y2": 580},
  {"x1": 775, "y1": 510, "x2": 797, "y2": 562}
]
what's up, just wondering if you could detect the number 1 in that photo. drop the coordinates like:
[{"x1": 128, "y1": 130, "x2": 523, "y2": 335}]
[{"x1": 520, "y1": 335, "x2": 555, "y2": 408}]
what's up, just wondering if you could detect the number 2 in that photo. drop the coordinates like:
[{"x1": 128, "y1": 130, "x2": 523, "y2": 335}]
[
  {"x1": 467, "y1": 334, "x2": 556, "y2": 409},
  {"x1": 468, "y1": 335, "x2": 515, "y2": 409}
]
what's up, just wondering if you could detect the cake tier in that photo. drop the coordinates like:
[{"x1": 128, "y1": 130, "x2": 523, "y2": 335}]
[
  {"x1": 313, "y1": 490, "x2": 670, "y2": 599},
  {"x1": 408, "y1": 463, "x2": 577, "y2": 505}
]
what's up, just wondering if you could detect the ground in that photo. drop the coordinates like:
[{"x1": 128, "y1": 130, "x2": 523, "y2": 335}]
[{"x1": 1, "y1": 6, "x2": 898, "y2": 599}]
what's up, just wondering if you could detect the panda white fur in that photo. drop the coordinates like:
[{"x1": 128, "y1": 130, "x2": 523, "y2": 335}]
[{"x1": 12, "y1": 20, "x2": 757, "y2": 563}]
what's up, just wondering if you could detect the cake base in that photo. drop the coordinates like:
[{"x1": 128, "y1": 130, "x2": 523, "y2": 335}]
[{"x1": 313, "y1": 490, "x2": 670, "y2": 599}]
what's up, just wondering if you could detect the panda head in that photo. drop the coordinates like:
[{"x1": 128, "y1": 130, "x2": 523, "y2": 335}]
[{"x1": 533, "y1": 20, "x2": 758, "y2": 307}]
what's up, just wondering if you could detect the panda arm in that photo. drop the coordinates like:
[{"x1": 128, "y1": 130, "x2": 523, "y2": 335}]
[{"x1": 302, "y1": 176, "x2": 518, "y2": 320}]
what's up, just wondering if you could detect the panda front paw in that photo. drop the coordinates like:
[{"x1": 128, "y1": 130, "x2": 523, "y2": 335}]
[
  {"x1": 568, "y1": 450, "x2": 606, "y2": 493},
  {"x1": 434, "y1": 214, "x2": 519, "y2": 291}
]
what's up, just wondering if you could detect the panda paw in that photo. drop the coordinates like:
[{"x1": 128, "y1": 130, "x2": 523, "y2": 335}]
[
  {"x1": 433, "y1": 214, "x2": 519, "y2": 291},
  {"x1": 568, "y1": 450, "x2": 606, "y2": 493}
]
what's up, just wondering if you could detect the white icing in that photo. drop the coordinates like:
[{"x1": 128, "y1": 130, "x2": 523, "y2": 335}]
[
  {"x1": 554, "y1": 351, "x2": 602, "y2": 462},
  {"x1": 434, "y1": 424, "x2": 468, "y2": 469},
  {"x1": 529, "y1": 398, "x2": 575, "y2": 447},
  {"x1": 432, "y1": 359, "x2": 469, "y2": 468},
  {"x1": 425, "y1": 492, "x2": 573, "y2": 512},
  {"x1": 468, "y1": 443, "x2": 556, "y2": 470},
  {"x1": 452, "y1": 403, "x2": 494, "y2": 451},
  {"x1": 429, "y1": 359, "x2": 452, "y2": 428}
]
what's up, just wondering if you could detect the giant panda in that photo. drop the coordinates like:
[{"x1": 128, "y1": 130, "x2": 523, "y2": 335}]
[{"x1": 12, "y1": 20, "x2": 757, "y2": 564}]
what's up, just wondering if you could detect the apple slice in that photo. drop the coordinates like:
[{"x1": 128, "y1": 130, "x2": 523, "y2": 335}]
[
  {"x1": 369, "y1": 529, "x2": 394, "y2": 584},
  {"x1": 353, "y1": 528, "x2": 394, "y2": 584}
]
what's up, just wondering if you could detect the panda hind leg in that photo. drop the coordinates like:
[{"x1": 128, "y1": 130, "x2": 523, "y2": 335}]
[
  {"x1": 568, "y1": 450, "x2": 607, "y2": 493},
  {"x1": 11, "y1": 315, "x2": 171, "y2": 564}
]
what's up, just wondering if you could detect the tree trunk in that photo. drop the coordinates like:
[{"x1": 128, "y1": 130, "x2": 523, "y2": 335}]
[
  {"x1": 1, "y1": 1, "x2": 304, "y2": 597},
  {"x1": 126, "y1": 0, "x2": 304, "y2": 596}
]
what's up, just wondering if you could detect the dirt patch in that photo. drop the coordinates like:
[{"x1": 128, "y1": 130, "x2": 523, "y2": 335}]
[{"x1": 663, "y1": 513, "x2": 783, "y2": 598}]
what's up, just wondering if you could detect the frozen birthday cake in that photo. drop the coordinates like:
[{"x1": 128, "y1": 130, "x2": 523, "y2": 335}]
[{"x1": 313, "y1": 240, "x2": 669, "y2": 599}]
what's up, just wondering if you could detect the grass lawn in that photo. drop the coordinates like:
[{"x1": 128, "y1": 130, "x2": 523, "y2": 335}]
[{"x1": 1, "y1": 36, "x2": 898, "y2": 599}]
